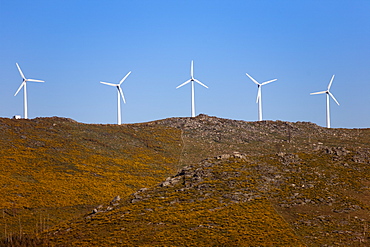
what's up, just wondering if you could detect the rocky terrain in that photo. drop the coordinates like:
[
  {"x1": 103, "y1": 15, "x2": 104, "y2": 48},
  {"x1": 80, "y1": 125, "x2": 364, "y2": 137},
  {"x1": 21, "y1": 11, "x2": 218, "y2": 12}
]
[
  {"x1": 0, "y1": 115, "x2": 369, "y2": 246},
  {"x1": 41, "y1": 145, "x2": 369, "y2": 246},
  {"x1": 151, "y1": 114, "x2": 369, "y2": 164}
]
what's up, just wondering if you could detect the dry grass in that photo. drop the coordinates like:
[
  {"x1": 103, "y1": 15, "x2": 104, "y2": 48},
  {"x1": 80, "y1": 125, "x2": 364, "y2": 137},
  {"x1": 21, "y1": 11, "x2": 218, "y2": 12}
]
[
  {"x1": 0, "y1": 117, "x2": 182, "y2": 240},
  {"x1": 1, "y1": 115, "x2": 369, "y2": 246},
  {"x1": 42, "y1": 158, "x2": 305, "y2": 246}
]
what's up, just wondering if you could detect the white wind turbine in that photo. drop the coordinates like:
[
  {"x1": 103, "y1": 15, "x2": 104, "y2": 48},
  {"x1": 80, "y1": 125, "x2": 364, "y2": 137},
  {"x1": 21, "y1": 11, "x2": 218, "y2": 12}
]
[
  {"x1": 245, "y1": 73, "x2": 277, "y2": 121},
  {"x1": 14, "y1": 63, "x2": 45, "y2": 119},
  {"x1": 176, "y1": 60, "x2": 208, "y2": 117},
  {"x1": 310, "y1": 75, "x2": 340, "y2": 128},
  {"x1": 100, "y1": 71, "x2": 131, "y2": 125}
]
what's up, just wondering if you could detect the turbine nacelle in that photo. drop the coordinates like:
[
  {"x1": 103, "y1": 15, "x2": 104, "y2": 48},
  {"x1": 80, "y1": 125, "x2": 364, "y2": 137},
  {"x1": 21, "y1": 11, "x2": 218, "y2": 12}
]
[
  {"x1": 100, "y1": 71, "x2": 131, "y2": 104},
  {"x1": 14, "y1": 63, "x2": 45, "y2": 96},
  {"x1": 310, "y1": 75, "x2": 340, "y2": 106},
  {"x1": 245, "y1": 73, "x2": 277, "y2": 103},
  {"x1": 176, "y1": 61, "x2": 208, "y2": 89}
]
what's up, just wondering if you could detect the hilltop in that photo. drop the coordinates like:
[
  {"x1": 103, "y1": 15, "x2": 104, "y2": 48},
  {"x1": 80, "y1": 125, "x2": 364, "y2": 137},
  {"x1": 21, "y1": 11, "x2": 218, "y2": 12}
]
[
  {"x1": 0, "y1": 115, "x2": 369, "y2": 246},
  {"x1": 152, "y1": 114, "x2": 369, "y2": 165}
]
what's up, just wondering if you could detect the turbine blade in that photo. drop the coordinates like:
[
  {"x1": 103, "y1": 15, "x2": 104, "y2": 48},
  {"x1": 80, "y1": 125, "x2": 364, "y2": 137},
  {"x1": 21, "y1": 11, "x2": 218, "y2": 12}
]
[
  {"x1": 119, "y1": 71, "x2": 132, "y2": 85},
  {"x1": 256, "y1": 86, "x2": 261, "y2": 103},
  {"x1": 27, "y1": 79, "x2": 44, "y2": 83},
  {"x1": 14, "y1": 82, "x2": 25, "y2": 96},
  {"x1": 261, "y1": 79, "x2": 277, "y2": 85},
  {"x1": 328, "y1": 91, "x2": 340, "y2": 105},
  {"x1": 100, "y1": 81, "x2": 118, "y2": 87},
  {"x1": 191, "y1": 60, "x2": 194, "y2": 78},
  {"x1": 118, "y1": 86, "x2": 126, "y2": 104},
  {"x1": 246, "y1": 73, "x2": 260, "y2": 85},
  {"x1": 194, "y1": 79, "x2": 208, "y2": 88},
  {"x1": 327, "y1": 75, "x2": 335, "y2": 90},
  {"x1": 16, "y1": 63, "x2": 26, "y2": 79},
  {"x1": 310, "y1": 91, "x2": 327, "y2": 95},
  {"x1": 176, "y1": 79, "x2": 191, "y2": 89}
]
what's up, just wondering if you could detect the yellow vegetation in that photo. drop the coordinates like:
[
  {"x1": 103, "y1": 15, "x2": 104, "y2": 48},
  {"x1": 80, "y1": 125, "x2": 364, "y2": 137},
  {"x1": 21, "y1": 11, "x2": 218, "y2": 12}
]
[
  {"x1": 43, "y1": 157, "x2": 305, "y2": 246},
  {"x1": 1, "y1": 116, "x2": 369, "y2": 246},
  {"x1": 0, "y1": 117, "x2": 182, "y2": 238}
]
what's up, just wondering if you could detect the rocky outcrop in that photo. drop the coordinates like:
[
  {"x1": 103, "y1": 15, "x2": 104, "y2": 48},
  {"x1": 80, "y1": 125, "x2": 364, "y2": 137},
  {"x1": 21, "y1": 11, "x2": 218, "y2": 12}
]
[
  {"x1": 160, "y1": 152, "x2": 248, "y2": 188},
  {"x1": 88, "y1": 195, "x2": 122, "y2": 217}
]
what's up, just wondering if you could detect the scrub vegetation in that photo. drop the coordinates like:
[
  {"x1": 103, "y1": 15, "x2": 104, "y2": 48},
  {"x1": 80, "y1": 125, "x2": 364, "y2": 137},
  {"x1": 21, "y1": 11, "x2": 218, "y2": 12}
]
[
  {"x1": 0, "y1": 115, "x2": 369, "y2": 246},
  {"x1": 0, "y1": 117, "x2": 182, "y2": 243}
]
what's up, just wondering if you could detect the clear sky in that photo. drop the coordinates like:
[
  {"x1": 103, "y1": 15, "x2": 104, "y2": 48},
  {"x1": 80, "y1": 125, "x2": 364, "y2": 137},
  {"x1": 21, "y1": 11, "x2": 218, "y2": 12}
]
[{"x1": 0, "y1": 0, "x2": 369, "y2": 128}]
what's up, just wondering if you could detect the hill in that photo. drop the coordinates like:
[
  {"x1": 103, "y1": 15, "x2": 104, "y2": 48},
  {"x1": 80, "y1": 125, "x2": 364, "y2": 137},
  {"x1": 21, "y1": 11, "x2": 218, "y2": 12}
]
[
  {"x1": 0, "y1": 117, "x2": 182, "y2": 242},
  {"x1": 1, "y1": 115, "x2": 369, "y2": 246}
]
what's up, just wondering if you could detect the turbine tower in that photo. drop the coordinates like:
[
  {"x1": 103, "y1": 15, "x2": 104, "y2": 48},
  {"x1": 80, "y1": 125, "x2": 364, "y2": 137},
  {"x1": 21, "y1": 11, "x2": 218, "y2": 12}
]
[
  {"x1": 310, "y1": 75, "x2": 340, "y2": 128},
  {"x1": 14, "y1": 63, "x2": 45, "y2": 119},
  {"x1": 176, "y1": 60, "x2": 208, "y2": 117},
  {"x1": 245, "y1": 73, "x2": 277, "y2": 121},
  {"x1": 100, "y1": 71, "x2": 131, "y2": 125}
]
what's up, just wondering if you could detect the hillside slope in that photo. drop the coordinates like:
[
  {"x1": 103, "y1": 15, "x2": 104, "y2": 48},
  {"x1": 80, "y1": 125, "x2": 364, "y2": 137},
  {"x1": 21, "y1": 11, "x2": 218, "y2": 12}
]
[
  {"x1": 0, "y1": 117, "x2": 183, "y2": 239},
  {"x1": 43, "y1": 155, "x2": 305, "y2": 246},
  {"x1": 151, "y1": 114, "x2": 370, "y2": 165},
  {"x1": 1, "y1": 115, "x2": 369, "y2": 246},
  {"x1": 43, "y1": 147, "x2": 369, "y2": 246}
]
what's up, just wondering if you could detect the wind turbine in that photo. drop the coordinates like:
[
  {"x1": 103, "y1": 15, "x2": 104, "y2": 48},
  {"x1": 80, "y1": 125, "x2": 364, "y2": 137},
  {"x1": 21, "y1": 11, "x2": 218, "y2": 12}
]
[
  {"x1": 310, "y1": 75, "x2": 340, "y2": 128},
  {"x1": 100, "y1": 71, "x2": 131, "y2": 125},
  {"x1": 176, "y1": 60, "x2": 208, "y2": 117},
  {"x1": 14, "y1": 63, "x2": 45, "y2": 119},
  {"x1": 245, "y1": 73, "x2": 277, "y2": 121}
]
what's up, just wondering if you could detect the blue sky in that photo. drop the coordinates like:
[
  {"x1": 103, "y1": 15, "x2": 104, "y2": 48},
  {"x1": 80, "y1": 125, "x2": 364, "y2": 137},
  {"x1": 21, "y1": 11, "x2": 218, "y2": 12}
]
[{"x1": 0, "y1": 0, "x2": 369, "y2": 128}]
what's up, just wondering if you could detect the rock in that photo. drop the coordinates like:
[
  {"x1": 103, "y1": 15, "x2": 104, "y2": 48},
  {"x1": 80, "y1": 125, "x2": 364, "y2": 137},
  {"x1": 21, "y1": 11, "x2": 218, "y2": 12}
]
[
  {"x1": 216, "y1": 154, "x2": 231, "y2": 160},
  {"x1": 131, "y1": 198, "x2": 141, "y2": 203},
  {"x1": 160, "y1": 177, "x2": 176, "y2": 187},
  {"x1": 161, "y1": 180, "x2": 171, "y2": 187},
  {"x1": 111, "y1": 195, "x2": 121, "y2": 203}
]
